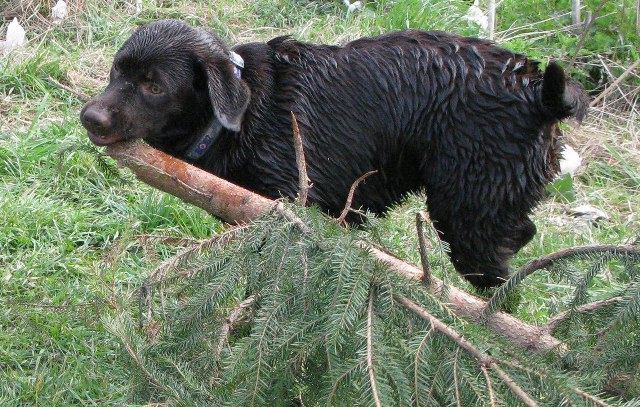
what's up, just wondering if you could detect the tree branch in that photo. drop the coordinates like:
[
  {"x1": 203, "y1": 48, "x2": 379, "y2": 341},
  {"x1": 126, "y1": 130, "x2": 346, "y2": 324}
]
[
  {"x1": 105, "y1": 140, "x2": 562, "y2": 354},
  {"x1": 396, "y1": 295, "x2": 539, "y2": 407},
  {"x1": 362, "y1": 244, "x2": 563, "y2": 354},
  {"x1": 105, "y1": 141, "x2": 274, "y2": 224},
  {"x1": 517, "y1": 245, "x2": 640, "y2": 281},
  {"x1": 543, "y1": 297, "x2": 624, "y2": 333}
]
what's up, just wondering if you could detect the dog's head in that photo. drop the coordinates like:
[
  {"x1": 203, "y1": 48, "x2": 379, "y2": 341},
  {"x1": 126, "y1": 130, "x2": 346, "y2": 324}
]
[{"x1": 81, "y1": 20, "x2": 250, "y2": 147}]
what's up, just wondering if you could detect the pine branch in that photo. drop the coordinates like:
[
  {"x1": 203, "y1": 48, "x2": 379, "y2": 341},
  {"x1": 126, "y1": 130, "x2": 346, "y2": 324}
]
[
  {"x1": 396, "y1": 295, "x2": 540, "y2": 407},
  {"x1": 367, "y1": 286, "x2": 383, "y2": 407},
  {"x1": 145, "y1": 226, "x2": 247, "y2": 286},
  {"x1": 104, "y1": 141, "x2": 563, "y2": 353},
  {"x1": 453, "y1": 348, "x2": 462, "y2": 407},
  {"x1": 485, "y1": 245, "x2": 640, "y2": 316},
  {"x1": 363, "y1": 244, "x2": 563, "y2": 354},
  {"x1": 414, "y1": 326, "x2": 435, "y2": 407},
  {"x1": 499, "y1": 359, "x2": 614, "y2": 407},
  {"x1": 481, "y1": 365, "x2": 497, "y2": 407},
  {"x1": 544, "y1": 297, "x2": 624, "y2": 333}
]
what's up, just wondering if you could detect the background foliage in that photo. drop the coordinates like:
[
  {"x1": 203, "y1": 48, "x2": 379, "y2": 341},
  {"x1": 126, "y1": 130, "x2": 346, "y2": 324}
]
[{"x1": 0, "y1": 0, "x2": 638, "y2": 405}]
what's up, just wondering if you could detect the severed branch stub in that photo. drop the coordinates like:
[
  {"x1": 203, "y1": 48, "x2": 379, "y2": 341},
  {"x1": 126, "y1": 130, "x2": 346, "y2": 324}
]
[
  {"x1": 291, "y1": 112, "x2": 312, "y2": 206},
  {"x1": 415, "y1": 211, "x2": 432, "y2": 286},
  {"x1": 104, "y1": 140, "x2": 563, "y2": 354},
  {"x1": 336, "y1": 170, "x2": 378, "y2": 224}
]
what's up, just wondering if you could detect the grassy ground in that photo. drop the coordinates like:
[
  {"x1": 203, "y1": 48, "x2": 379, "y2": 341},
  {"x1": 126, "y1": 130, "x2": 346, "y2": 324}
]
[{"x1": 0, "y1": 0, "x2": 638, "y2": 404}]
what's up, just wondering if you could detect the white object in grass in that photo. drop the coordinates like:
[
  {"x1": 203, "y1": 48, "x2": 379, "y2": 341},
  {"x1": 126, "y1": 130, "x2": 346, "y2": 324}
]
[
  {"x1": 464, "y1": 0, "x2": 489, "y2": 33},
  {"x1": 570, "y1": 204, "x2": 608, "y2": 222},
  {"x1": 343, "y1": 0, "x2": 362, "y2": 13},
  {"x1": 559, "y1": 144, "x2": 582, "y2": 176},
  {"x1": 1, "y1": 18, "x2": 26, "y2": 49},
  {"x1": 52, "y1": 0, "x2": 68, "y2": 21}
]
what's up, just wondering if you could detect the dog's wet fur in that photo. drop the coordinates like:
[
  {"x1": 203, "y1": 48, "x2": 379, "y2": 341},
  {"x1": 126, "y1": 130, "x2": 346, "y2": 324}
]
[{"x1": 81, "y1": 20, "x2": 588, "y2": 288}]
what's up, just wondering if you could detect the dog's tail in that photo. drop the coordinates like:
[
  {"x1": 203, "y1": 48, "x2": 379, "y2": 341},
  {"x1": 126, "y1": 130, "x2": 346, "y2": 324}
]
[{"x1": 541, "y1": 62, "x2": 589, "y2": 123}]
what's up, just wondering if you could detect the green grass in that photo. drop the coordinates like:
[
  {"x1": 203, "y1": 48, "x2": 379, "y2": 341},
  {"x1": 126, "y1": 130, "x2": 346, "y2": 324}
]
[{"x1": 0, "y1": 0, "x2": 638, "y2": 404}]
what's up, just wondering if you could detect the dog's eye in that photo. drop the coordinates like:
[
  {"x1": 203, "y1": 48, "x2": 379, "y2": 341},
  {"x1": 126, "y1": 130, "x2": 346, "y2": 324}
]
[{"x1": 143, "y1": 83, "x2": 163, "y2": 95}]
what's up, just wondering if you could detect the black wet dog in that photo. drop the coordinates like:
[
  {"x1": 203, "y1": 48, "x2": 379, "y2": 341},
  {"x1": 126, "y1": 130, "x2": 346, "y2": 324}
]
[{"x1": 81, "y1": 20, "x2": 588, "y2": 288}]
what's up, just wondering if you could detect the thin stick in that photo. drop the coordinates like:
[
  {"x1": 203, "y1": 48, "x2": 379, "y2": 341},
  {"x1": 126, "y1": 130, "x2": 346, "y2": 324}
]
[
  {"x1": 416, "y1": 211, "x2": 432, "y2": 286},
  {"x1": 596, "y1": 55, "x2": 634, "y2": 107},
  {"x1": 590, "y1": 59, "x2": 640, "y2": 107},
  {"x1": 216, "y1": 295, "x2": 256, "y2": 359},
  {"x1": 396, "y1": 295, "x2": 539, "y2": 407},
  {"x1": 291, "y1": 112, "x2": 311, "y2": 206},
  {"x1": 544, "y1": 297, "x2": 623, "y2": 333},
  {"x1": 336, "y1": 170, "x2": 378, "y2": 224},
  {"x1": 481, "y1": 365, "x2": 497, "y2": 407},
  {"x1": 487, "y1": 0, "x2": 496, "y2": 40},
  {"x1": 567, "y1": 0, "x2": 607, "y2": 72},
  {"x1": 453, "y1": 348, "x2": 462, "y2": 407},
  {"x1": 48, "y1": 76, "x2": 90, "y2": 101},
  {"x1": 367, "y1": 286, "x2": 383, "y2": 407}
]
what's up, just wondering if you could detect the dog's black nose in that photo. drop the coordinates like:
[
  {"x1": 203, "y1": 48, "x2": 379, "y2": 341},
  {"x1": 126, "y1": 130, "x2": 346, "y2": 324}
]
[{"x1": 81, "y1": 105, "x2": 112, "y2": 132}]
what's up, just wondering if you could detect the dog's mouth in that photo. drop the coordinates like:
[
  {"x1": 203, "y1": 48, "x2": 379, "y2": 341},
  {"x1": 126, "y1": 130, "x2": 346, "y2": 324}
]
[{"x1": 87, "y1": 132, "x2": 128, "y2": 146}]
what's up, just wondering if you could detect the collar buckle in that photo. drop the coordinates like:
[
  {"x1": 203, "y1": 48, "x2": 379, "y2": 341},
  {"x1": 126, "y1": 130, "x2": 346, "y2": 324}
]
[{"x1": 229, "y1": 51, "x2": 244, "y2": 79}]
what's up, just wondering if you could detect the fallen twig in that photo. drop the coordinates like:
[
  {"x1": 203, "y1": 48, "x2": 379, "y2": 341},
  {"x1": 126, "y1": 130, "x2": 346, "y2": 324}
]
[
  {"x1": 48, "y1": 76, "x2": 90, "y2": 101},
  {"x1": 590, "y1": 59, "x2": 640, "y2": 107}
]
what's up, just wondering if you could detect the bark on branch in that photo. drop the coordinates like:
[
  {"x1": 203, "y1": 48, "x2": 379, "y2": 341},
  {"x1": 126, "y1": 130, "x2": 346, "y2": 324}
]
[
  {"x1": 105, "y1": 140, "x2": 563, "y2": 354},
  {"x1": 106, "y1": 141, "x2": 274, "y2": 224}
]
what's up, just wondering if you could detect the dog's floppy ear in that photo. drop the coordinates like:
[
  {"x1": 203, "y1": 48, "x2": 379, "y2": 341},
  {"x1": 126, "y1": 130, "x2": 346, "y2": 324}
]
[
  {"x1": 194, "y1": 32, "x2": 251, "y2": 132},
  {"x1": 199, "y1": 58, "x2": 251, "y2": 132}
]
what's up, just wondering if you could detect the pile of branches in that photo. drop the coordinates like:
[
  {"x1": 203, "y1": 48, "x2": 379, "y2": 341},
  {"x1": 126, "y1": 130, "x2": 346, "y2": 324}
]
[{"x1": 100, "y1": 141, "x2": 640, "y2": 406}]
